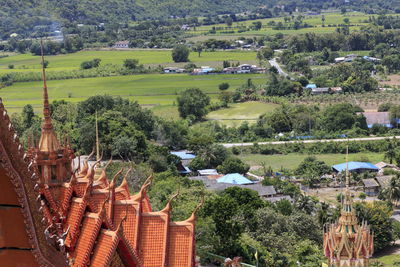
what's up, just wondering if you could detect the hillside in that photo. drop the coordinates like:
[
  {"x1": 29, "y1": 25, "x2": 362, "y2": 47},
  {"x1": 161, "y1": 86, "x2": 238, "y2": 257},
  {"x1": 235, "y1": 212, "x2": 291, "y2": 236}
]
[
  {"x1": 1, "y1": 0, "x2": 269, "y2": 39},
  {"x1": 2, "y1": 0, "x2": 400, "y2": 40}
]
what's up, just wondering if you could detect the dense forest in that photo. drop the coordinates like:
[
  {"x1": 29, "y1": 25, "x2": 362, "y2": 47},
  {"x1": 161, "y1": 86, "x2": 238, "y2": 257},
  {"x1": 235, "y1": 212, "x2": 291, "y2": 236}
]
[{"x1": 2, "y1": 0, "x2": 400, "y2": 40}]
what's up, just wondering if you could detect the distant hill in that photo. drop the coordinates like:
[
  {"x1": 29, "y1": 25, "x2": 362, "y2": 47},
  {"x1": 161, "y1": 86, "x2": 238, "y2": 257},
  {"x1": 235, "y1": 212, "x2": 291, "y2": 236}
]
[
  {"x1": 1, "y1": 0, "x2": 271, "y2": 39},
  {"x1": 1, "y1": 0, "x2": 399, "y2": 40}
]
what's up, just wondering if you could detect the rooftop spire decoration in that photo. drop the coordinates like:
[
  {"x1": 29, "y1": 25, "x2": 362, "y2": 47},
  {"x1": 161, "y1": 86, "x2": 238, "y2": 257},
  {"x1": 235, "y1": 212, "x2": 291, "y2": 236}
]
[
  {"x1": 38, "y1": 39, "x2": 61, "y2": 153},
  {"x1": 323, "y1": 145, "x2": 374, "y2": 266},
  {"x1": 0, "y1": 55, "x2": 199, "y2": 267},
  {"x1": 95, "y1": 110, "x2": 100, "y2": 161}
]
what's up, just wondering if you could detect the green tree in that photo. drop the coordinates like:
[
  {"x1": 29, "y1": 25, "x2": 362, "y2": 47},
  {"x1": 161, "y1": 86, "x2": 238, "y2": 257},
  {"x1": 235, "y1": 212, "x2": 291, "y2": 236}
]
[
  {"x1": 225, "y1": 17, "x2": 233, "y2": 27},
  {"x1": 194, "y1": 43, "x2": 203, "y2": 57},
  {"x1": 257, "y1": 46, "x2": 274, "y2": 62},
  {"x1": 177, "y1": 88, "x2": 210, "y2": 121},
  {"x1": 172, "y1": 45, "x2": 190, "y2": 62},
  {"x1": 354, "y1": 201, "x2": 395, "y2": 251},
  {"x1": 217, "y1": 157, "x2": 250, "y2": 174},
  {"x1": 253, "y1": 21, "x2": 262, "y2": 30},
  {"x1": 320, "y1": 103, "x2": 367, "y2": 132},
  {"x1": 295, "y1": 156, "x2": 330, "y2": 187},
  {"x1": 123, "y1": 58, "x2": 139, "y2": 69},
  {"x1": 22, "y1": 104, "x2": 35, "y2": 130}
]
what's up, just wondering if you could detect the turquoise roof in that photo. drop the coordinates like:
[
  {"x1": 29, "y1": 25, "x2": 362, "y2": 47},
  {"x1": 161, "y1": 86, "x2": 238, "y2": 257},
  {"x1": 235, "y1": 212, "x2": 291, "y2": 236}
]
[
  {"x1": 217, "y1": 173, "x2": 253, "y2": 185},
  {"x1": 306, "y1": 83, "x2": 317, "y2": 89},
  {"x1": 332, "y1": 162, "x2": 379, "y2": 172},
  {"x1": 170, "y1": 151, "x2": 196, "y2": 160}
]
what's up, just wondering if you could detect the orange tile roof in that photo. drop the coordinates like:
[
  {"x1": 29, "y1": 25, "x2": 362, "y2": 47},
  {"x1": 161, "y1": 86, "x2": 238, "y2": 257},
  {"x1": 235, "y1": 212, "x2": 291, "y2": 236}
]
[
  {"x1": 168, "y1": 222, "x2": 195, "y2": 267},
  {"x1": 139, "y1": 213, "x2": 169, "y2": 266},
  {"x1": 90, "y1": 230, "x2": 119, "y2": 267},
  {"x1": 65, "y1": 198, "x2": 87, "y2": 248},
  {"x1": 72, "y1": 212, "x2": 103, "y2": 266},
  {"x1": 0, "y1": 93, "x2": 200, "y2": 267}
]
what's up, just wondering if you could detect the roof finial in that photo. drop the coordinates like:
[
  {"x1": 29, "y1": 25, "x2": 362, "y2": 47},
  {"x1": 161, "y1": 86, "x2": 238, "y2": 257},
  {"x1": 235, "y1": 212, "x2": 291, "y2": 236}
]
[
  {"x1": 40, "y1": 39, "x2": 52, "y2": 130},
  {"x1": 96, "y1": 110, "x2": 100, "y2": 161},
  {"x1": 346, "y1": 145, "x2": 349, "y2": 189}
]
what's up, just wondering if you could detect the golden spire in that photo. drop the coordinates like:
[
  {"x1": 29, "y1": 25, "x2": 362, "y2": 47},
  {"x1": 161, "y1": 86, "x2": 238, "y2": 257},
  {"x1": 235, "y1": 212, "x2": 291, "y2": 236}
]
[
  {"x1": 339, "y1": 145, "x2": 358, "y2": 231},
  {"x1": 96, "y1": 111, "x2": 100, "y2": 161},
  {"x1": 38, "y1": 39, "x2": 61, "y2": 152},
  {"x1": 40, "y1": 39, "x2": 52, "y2": 131}
]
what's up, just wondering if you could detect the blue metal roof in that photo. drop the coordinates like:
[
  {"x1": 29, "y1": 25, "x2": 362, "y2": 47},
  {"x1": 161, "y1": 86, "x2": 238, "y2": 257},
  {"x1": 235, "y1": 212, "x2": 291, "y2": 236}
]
[
  {"x1": 305, "y1": 83, "x2": 317, "y2": 89},
  {"x1": 170, "y1": 151, "x2": 196, "y2": 160},
  {"x1": 217, "y1": 173, "x2": 253, "y2": 185},
  {"x1": 332, "y1": 162, "x2": 379, "y2": 172},
  {"x1": 178, "y1": 166, "x2": 192, "y2": 174}
]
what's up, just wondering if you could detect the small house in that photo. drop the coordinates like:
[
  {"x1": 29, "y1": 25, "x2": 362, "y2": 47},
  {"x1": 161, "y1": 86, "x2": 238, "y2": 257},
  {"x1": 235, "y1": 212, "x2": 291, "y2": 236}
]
[
  {"x1": 170, "y1": 151, "x2": 195, "y2": 175},
  {"x1": 163, "y1": 67, "x2": 185, "y2": 73},
  {"x1": 217, "y1": 173, "x2": 253, "y2": 185},
  {"x1": 192, "y1": 66, "x2": 215, "y2": 75},
  {"x1": 305, "y1": 83, "x2": 317, "y2": 89},
  {"x1": 311, "y1": 87, "x2": 330, "y2": 95},
  {"x1": 222, "y1": 67, "x2": 239, "y2": 74},
  {"x1": 198, "y1": 169, "x2": 218, "y2": 176},
  {"x1": 237, "y1": 64, "x2": 252, "y2": 74},
  {"x1": 332, "y1": 162, "x2": 379, "y2": 174},
  {"x1": 376, "y1": 175, "x2": 393, "y2": 189},
  {"x1": 113, "y1": 41, "x2": 129, "y2": 48},
  {"x1": 360, "y1": 112, "x2": 391, "y2": 128},
  {"x1": 362, "y1": 178, "x2": 380, "y2": 196},
  {"x1": 334, "y1": 57, "x2": 346, "y2": 63},
  {"x1": 330, "y1": 87, "x2": 343, "y2": 93},
  {"x1": 241, "y1": 184, "x2": 276, "y2": 198}
]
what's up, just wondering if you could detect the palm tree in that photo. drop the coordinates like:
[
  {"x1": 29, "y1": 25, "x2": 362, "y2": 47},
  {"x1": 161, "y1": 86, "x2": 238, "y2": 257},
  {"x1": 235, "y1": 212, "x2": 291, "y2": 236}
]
[
  {"x1": 385, "y1": 139, "x2": 396, "y2": 164},
  {"x1": 295, "y1": 194, "x2": 316, "y2": 215},
  {"x1": 382, "y1": 174, "x2": 400, "y2": 206}
]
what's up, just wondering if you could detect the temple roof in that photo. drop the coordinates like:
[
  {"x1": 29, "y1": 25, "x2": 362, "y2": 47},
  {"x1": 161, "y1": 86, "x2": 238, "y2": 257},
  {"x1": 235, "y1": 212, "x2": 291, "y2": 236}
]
[
  {"x1": 323, "y1": 159, "x2": 374, "y2": 264},
  {"x1": 0, "y1": 47, "x2": 200, "y2": 266}
]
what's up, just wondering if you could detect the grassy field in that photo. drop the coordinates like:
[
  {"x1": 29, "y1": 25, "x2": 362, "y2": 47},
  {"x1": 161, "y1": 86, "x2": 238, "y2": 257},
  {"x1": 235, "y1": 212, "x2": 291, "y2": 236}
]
[
  {"x1": 187, "y1": 12, "x2": 372, "y2": 37},
  {"x1": 239, "y1": 152, "x2": 385, "y2": 170},
  {"x1": 0, "y1": 50, "x2": 257, "y2": 72},
  {"x1": 206, "y1": 101, "x2": 278, "y2": 126},
  {"x1": 0, "y1": 73, "x2": 265, "y2": 113},
  {"x1": 375, "y1": 254, "x2": 400, "y2": 265}
]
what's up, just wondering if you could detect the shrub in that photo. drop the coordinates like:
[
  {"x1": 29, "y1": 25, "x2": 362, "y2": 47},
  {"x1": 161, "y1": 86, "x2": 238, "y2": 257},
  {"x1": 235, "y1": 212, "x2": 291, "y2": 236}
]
[
  {"x1": 218, "y1": 82, "x2": 230, "y2": 91},
  {"x1": 80, "y1": 58, "x2": 101, "y2": 69},
  {"x1": 123, "y1": 59, "x2": 139, "y2": 69}
]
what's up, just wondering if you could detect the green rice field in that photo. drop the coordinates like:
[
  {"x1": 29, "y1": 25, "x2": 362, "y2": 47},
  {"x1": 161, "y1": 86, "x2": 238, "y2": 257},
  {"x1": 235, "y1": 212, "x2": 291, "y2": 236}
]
[
  {"x1": 239, "y1": 152, "x2": 385, "y2": 170},
  {"x1": 0, "y1": 73, "x2": 265, "y2": 113},
  {"x1": 0, "y1": 50, "x2": 257, "y2": 72},
  {"x1": 188, "y1": 12, "x2": 373, "y2": 37},
  {"x1": 206, "y1": 101, "x2": 278, "y2": 126}
]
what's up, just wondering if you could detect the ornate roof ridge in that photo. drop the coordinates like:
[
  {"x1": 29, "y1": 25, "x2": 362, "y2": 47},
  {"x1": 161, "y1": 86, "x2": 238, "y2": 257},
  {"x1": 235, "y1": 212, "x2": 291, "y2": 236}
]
[{"x1": 0, "y1": 98, "x2": 67, "y2": 266}]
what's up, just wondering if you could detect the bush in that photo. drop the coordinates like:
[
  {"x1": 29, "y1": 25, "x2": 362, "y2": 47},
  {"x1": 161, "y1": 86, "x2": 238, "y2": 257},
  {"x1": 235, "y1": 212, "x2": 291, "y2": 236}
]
[
  {"x1": 218, "y1": 82, "x2": 230, "y2": 91},
  {"x1": 123, "y1": 59, "x2": 139, "y2": 69},
  {"x1": 80, "y1": 58, "x2": 101, "y2": 69},
  {"x1": 8, "y1": 64, "x2": 14, "y2": 69},
  {"x1": 41, "y1": 60, "x2": 49, "y2": 69}
]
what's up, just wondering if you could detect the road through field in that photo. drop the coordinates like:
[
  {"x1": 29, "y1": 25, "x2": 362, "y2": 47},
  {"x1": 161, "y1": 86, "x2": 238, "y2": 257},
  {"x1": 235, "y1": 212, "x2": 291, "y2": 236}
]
[
  {"x1": 222, "y1": 136, "x2": 400, "y2": 147},
  {"x1": 269, "y1": 58, "x2": 288, "y2": 77}
]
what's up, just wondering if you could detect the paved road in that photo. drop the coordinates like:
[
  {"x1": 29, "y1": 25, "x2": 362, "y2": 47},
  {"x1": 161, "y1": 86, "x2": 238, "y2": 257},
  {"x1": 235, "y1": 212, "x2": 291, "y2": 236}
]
[
  {"x1": 269, "y1": 57, "x2": 288, "y2": 77},
  {"x1": 222, "y1": 136, "x2": 400, "y2": 148}
]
